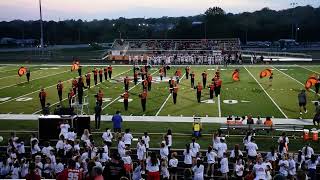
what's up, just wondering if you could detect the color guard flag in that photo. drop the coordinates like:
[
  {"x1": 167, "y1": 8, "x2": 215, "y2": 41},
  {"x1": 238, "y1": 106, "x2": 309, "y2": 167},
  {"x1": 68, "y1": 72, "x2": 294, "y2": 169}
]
[
  {"x1": 18, "y1": 67, "x2": 27, "y2": 77},
  {"x1": 305, "y1": 75, "x2": 317, "y2": 90},
  {"x1": 232, "y1": 69, "x2": 240, "y2": 81},
  {"x1": 260, "y1": 69, "x2": 272, "y2": 78},
  {"x1": 71, "y1": 60, "x2": 80, "y2": 71}
]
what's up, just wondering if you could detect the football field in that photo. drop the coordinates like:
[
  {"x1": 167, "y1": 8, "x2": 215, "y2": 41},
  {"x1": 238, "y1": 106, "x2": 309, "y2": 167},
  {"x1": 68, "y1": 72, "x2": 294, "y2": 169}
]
[{"x1": 0, "y1": 64, "x2": 319, "y2": 119}]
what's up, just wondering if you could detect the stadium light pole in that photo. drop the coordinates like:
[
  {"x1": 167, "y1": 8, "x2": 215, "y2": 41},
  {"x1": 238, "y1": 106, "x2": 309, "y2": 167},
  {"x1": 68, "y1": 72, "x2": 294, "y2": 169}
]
[
  {"x1": 39, "y1": 0, "x2": 44, "y2": 49},
  {"x1": 290, "y1": 2, "x2": 298, "y2": 40}
]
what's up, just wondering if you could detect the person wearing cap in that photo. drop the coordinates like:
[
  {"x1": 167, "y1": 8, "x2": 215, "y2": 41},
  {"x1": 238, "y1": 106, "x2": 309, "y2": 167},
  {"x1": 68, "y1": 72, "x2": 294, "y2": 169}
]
[
  {"x1": 298, "y1": 89, "x2": 307, "y2": 119},
  {"x1": 121, "y1": 91, "x2": 130, "y2": 111},
  {"x1": 124, "y1": 76, "x2": 130, "y2": 91},
  {"x1": 139, "y1": 89, "x2": 148, "y2": 112},
  {"x1": 38, "y1": 88, "x2": 47, "y2": 109}
]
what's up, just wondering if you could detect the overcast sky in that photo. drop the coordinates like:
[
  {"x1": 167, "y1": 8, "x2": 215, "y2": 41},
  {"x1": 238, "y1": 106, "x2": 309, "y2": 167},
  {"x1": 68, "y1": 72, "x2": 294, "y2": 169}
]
[{"x1": 0, "y1": 0, "x2": 319, "y2": 21}]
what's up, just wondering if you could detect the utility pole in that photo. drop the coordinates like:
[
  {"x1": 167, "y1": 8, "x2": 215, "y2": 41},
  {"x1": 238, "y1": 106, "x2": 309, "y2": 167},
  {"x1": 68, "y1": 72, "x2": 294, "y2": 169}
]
[{"x1": 39, "y1": 0, "x2": 44, "y2": 49}]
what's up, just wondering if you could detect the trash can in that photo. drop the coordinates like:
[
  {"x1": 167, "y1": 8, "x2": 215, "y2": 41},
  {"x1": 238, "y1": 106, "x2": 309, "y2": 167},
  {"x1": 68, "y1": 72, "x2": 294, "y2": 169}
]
[
  {"x1": 303, "y1": 129, "x2": 309, "y2": 141},
  {"x1": 312, "y1": 130, "x2": 318, "y2": 141}
]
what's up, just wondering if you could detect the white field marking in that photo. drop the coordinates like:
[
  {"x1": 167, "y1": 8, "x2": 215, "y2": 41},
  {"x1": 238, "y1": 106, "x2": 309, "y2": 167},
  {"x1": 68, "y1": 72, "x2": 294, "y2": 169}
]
[
  {"x1": 102, "y1": 70, "x2": 158, "y2": 110},
  {"x1": 273, "y1": 66, "x2": 318, "y2": 95},
  {"x1": 0, "y1": 69, "x2": 69, "y2": 90},
  {"x1": 155, "y1": 73, "x2": 186, "y2": 116},
  {"x1": 298, "y1": 65, "x2": 320, "y2": 74},
  {"x1": 0, "y1": 70, "x2": 75, "y2": 105},
  {"x1": 32, "y1": 69, "x2": 132, "y2": 114},
  {"x1": 218, "y1": 95, "x2": 221, "y2": 117},
  {"x1": 0, "y1": 69, "x2": 44, "y2": 80},
  {"x1": 244, "y1": 66, "x2": 288, "y2": 119}
]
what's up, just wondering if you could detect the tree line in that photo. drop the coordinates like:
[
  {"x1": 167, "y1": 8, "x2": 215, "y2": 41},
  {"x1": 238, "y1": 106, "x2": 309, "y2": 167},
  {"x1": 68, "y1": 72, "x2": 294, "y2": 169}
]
[{"x1": 0, "y1": 5, "x2": 320, "y2": 45}]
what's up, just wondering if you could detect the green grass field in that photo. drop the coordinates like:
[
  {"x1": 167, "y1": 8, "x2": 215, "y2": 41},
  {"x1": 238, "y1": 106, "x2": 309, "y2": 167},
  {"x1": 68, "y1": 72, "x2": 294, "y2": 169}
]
[{"x1": 0, "y1": 64, "x2": 319, "y2": 119}]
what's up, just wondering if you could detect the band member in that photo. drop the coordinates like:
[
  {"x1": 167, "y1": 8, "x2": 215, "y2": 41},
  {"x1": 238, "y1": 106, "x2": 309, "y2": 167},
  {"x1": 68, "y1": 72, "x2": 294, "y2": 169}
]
[
  {"x1": 185, "y1": 66, "x2": 190, "y2": 79},
  {"x1": 124, "y1": 76, "x2": 130, "y2": 91},
  {"x1": 108, "y1": 65, "x2": 113, "y2": 79},
  {"x1": 134, "y1": 71, "x2": 138, "y2": 85},
  {"x1": 57, "y1": 80, "x2": 63, "y2": 102},
  {"x1": 142, "y1": 79, "x2": 148, "y2": 91},
  {"x1": 104, "y1": 66, "x2": 108, "y2": 80},
  {"x1": 121, "y1": 90, "x2": 130, "y2": 111},
  {"x1": 172, "y1": 83, "x2": 178, "y2": 104},
  {"x1": 92, "y1": 68, "x2": 98, "y2": 85},
  {"x1": 208, "y1": 82, "x2": 215, "y2": 99},
  {"x1": 85, "y1": 71, "x2": 91, "y2": 89},
  {"x1": 194, "y1": 82, "x2": 202, "y2": 103},
  {"x1": 140, "y1": 67, "x2": 146, "y2": 80},
  {"x1": 159, "y1": 67, "x2": 164, "y2": 81},
  {"x1": 169, "y1": 77, "x2": 175, "y2": 93},
  {"x1": 214, "y1": 69, "x2": 220, "y2": 79},
  {"x1": 139, "y1": 90, "x2": 148, "y2": 112},
  {"x1": 99, "y1": 68, "x2": 103, "y2": 83},
  {"x1": 68, "y1": 88, "x2": 75, "y2": 108},
  {"x1": 214, "y1": 78, "x2": 222, "y2": 97},
  {"x1": 202, "y1": 71, "x2": 208, "y2": 88},
  {"x1": 175, "y1": 69, "x2": 182, "y2": 84},
  {"x1": 77, "y1": 77, "x2": 86, "y2": 104},
  {"x1": 96, "y1": 89, "x2": 104, "y2": 106},
  {"x1": 77, "y1": 65, "x2": 82, "y2": 76},
  {"x1": 26, "y1": 67, "x2": 30, "y2": 82},
  {"x1": 316, "y1": 75, "x2": 320, "y2": 95},
  {"x1": 72, "y1": 78, "x2": 78, "y2": 95},
  {"x1": 163, "y1": 65, "x2": 167, "y2": 77},
  {"x1": 190, "y1": 71, "x2": 195, "y2": 88},
  {"x1": 147, "y1": 73, "x2": 152, "y2": 91},
  {"x1": 39, "y1": 88, "x2": 47, "y2": 109}
]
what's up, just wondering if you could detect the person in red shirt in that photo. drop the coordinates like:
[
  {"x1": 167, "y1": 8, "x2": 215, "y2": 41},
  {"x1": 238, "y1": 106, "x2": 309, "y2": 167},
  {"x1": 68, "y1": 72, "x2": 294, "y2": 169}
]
[
  {"x1": 108, "y1": 65, "x2": 113, "y2": 79},
  {"x1": 99, "y1": 68, "x2": 103, "y2": 83},
  {"x1": 58, "y1": 159, "x2": 83, "y2": 180},
  {"x1": 133, "y1": 71, "x2": 138, "y2": 85},
  {"x1": 96, "y1": 89, "x2": 104, "y2": 106},
  {"x1": 214, "y1": 78, "x2": 222, "y2": 97},
  {"x1": 92, "y1": 68, "x2": 98, "y2": 85},
  {"x1": 202, "y1": 71, "x2": 208, "y2": 88},
  {"x1": 208, "y1": 82, "x2": 215, "y2": 99},
  {"x1": 121, "y1": 90, "x2": 130, "y2": 111},
  {"x1": 25, "y1": 162, "x2": 41, "y2": 180},
  {"x1": 68, "y1": 88, "x2": 75, "y2": 108},
  {"x1": 194, "y1": 82, "x2": 203, "y2": 103},
  {"x1": 172, "y1": 83, "x2": 179, "y2": 104},
  {"x1": 72, "y1": 78, "x2": 78, "y2": 95},
  {"x1": 139, "y1": 90, "x2": 148, "y2": 112},
  {"x1": 104, "y1": 66, "x2": 108, "y2": 80},
  {"x1": 57, "y1": 80, "x2": 63, "y2": 102},
  {"x1": 147, "y1": 73, "x2": 152, "y2": 91},
  {"x1": 124, "y1": 76, "x2": 130, "y2": 91},
  {"x1": 85, "y1": 71, "x2": 91, "y2": 88},
  {"x1": 39, "y1": 88, "x2": 47, "y2": 109},
  {"x1": 190, "y1": 71, "x2": 195, "y2": 88},
  {"x1": 185, "y1": 66, "x2": 190, "y2": 79}
]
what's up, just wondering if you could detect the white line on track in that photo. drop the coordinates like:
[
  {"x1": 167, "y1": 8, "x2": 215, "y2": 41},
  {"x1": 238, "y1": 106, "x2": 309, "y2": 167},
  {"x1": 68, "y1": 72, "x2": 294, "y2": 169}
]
[
  {"x1": 245, "y1": 66, "x2": 288, "y2": 119},
  {"x1": 218, "y1": 94, "x2": 221, "y2": 117},
  {"x1": 32, "y1": 69, "x2": 132, "y2": 114},
  {"x1": 102, "y1": 70, "x2": 158, "y2": 111},
  {"x1": 155, "y1": 73, "x2": 186, "y2": 116},
  {"x1": 0, "y1": 69, "x2": 70, "y2": 90}
]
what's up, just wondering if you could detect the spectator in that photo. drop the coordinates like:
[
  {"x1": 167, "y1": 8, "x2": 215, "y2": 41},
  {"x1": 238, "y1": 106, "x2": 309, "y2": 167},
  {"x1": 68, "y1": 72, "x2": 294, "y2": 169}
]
[
  {"x1": 306, "y1": 154, "x2": 318, "y2": 180},
  {"x1": 220, "y1": 152, "x2": 229, "y2": 179},
  {"x1": 146, "y1": 152, "x2": 160, "y2": 180},
  {"x1": 183, "y1": 144, "x2": 192, "y2": 168},
  {"x1": 25, "y1": 162, "x2": 41, "y2": 180},
  {"x1": 103, "y1": 152, "x2": 125, "y2": 180},
  {"x1": 161, "y1": 160, "x2": 170, "y2": 180},
  {"x1": 256, "y1": 116, "x2": 263, "y2": 125},
  {"x1": 230, "y1": 144, "x2": 243, "y2": 161},
  {"x1": 102, "y1": 128, "x2": 113, "y2": 147},
  {"x1": 246, "y1": 115, "x2": 254, "y2": 124},
  {"x1": 246, "y1": 137, "x2": 258, "y2": 160},
  {"x1": 169, "y1": 152, "x2": 178, "y2": 180},
  {"x1": 235, "y1": 158, "x2": 244, "y2": 179},
  {"x1": 93, "y1": 166, "x2": 104, "y2": 180},
  {"x1": 278, "y1": 155, "x2": 289, "y2": 178},
  {"x1": 205, "y1": 146, "x2": 217, "y2": 177},
  {"x1": 264, "y1": 117, "x2": 273, "y2": 126},
  {"x1": 112, "y1": 111, "x2": 123, "y2": 133},
  {"x1": 253, "y1": 156, "x2": 267, "y2": 180},
  {"x1": 192, "y1": 159, "x2": 204, "y2": 180},
  {"x1": 123, "y1": 128, "x2": 133, "y2": 147},
  {"x1": 302, "y1": 144, "x2": 314, "y2": 160}
]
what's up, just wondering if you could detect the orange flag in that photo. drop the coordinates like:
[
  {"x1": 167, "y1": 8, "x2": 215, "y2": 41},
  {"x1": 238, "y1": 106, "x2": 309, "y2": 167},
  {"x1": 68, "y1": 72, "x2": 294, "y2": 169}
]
[
  {"x1": 18, "y1": 67, "x2": 27, "y2": 77},
  {"x1": 260, "y1": 69, "x2": 272, "y2": 78},
  {"x1": 305, "y1": 75, "x2": 317, "y2": 90},
  {"x1": 232, "y1": 69, "x2": 240, "y2": 81}
]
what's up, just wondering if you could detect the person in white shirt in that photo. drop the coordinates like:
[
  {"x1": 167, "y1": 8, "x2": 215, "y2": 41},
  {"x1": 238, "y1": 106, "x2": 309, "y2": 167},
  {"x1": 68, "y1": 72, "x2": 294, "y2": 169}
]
[
  {"x1": 294, "y1": 150, "x2": 305, "y2": 169},
  {"x1": 122, "y1": 151, "x2": 133, "y2": 178},
  {"x1": 59, "y1": 120, "x2": 70, "y2": 137},
  {"x1": 146, "y1": 152, "x2": 160, "y2": 179},
  {"x1": 235, "y1": 159, "x2": 244, "y2": 179},
  {"x1": 20, "y1": 159, "x2": 29, "y2": 178},
  {"x1": 243, "y1": 132, "x2": 252, "y2": 147},
  {"x1": 166, "y1": 129, "x2": 173, "y2": 154},
  {"x1": 102, "y1": 128, "x2": 113, "y2": 147},
  {"x1": 137, "y1": 138, "x2": 146, "y2": 164},
  {"x1": 41, "y1": 141, "x2": 54, "y2": 157},
  {"x1": 216, "y1": 138, "x2": 227, "y2": 158},
  {"x1": 123, "y1": 128, "x2": 133, "y2": 147},
  {"x1": 66, "y1": 128, "x2": 77, "y2": 142},
  {"x1": 64, "y1": 141, "x2": 73, "y2": 158},
  {"x1": 253, "y1": 157, "x2": 267, "y2": 180},
  {"x1": 160, "y1": 142, "x2": 169, "y2": 161},
  {"x1": 192, "y1": 159, "x2": 204, "y2": 180},
  {"x1": 301, "y1": 144, "x2": 314, "y2": 159},
  {"x1": 161, "y1": 160, "x2": 170, "y2": 180},
  {"x1": 169, "y1": 152, "x2": 178, "y2": 180},
  {"x1": 220, "y1": 153, "x2": 229, "y2": 179},
  {"x1": 246, "y1": 137, "x2": 258, "y2": 160},
  {"x1": 306, "y1": 154, "x2": 318, "y2": 180},
  {"x1": 206, "y1": 146, "x2": 217, "y2": 177},
  {"x1": 142, "y1": 132, "x2": 150, "y2": 152},
  {"x1": 190, "y1": 138, "x2": 200, "y2": 164},
  {"x1": 278, "y1": 155, "x2": 289, "y2": 177},
  {"x1": 288, "y1": 154, "x2": 296, "y2": 178},
  {"x1": 55, "y1": 135, "x2": 65, "y2": 157},
  {"x1": 31, "y1": 139, "x2": 41, "y2": 156},
  {"x1": 183, "y1": 144, "x2": 192, "y2": 168},
  {"x1": 81, "y1": 129, "x2": 90, "y2": 142},
  {"x1": 118, "y1": 136, "x2": 126, "y2": 157},
  {"x1": 230, "y1": 144, "x2": 243, "y2": 161},
  {"x1": 11, "y1": 161, "x2": 20, "y2": 179}
]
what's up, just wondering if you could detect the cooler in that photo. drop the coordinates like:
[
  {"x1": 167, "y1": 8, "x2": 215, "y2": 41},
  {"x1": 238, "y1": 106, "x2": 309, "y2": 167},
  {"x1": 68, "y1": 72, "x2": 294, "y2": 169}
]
[{"x1": 303, "y1": 129, "x2": 309, "y2": 141}]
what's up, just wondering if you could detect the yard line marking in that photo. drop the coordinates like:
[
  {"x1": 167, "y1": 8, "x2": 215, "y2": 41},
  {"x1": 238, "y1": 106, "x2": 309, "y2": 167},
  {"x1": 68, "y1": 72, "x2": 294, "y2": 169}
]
[
  {"x1": 0, "y1": 69, "x2": 44, "y2": 80},
  {"x1": 218, "y1": 95, "x2": 221, "y2": 117},
  {"x1": 298, "y1": 65, "x2": 320, "y2": 74},
  {"x1": 32, "y1": 69, "x2": 132, "y2": 114},
  {"x1": 102, "y1": 70, "x2": 158, "y2": 110},
  {"x1": 245, "y1": 66, "x2": 288, "y2": 119},
  {"x1": 155, "y1": 73, "x2": 186, "y2": 116},
  {"x1": 273, "y1": 66, "x2": 319, "y2": 95},
  {"x1": 0, "y1": 69, "x2": 70, "y2": 90}
]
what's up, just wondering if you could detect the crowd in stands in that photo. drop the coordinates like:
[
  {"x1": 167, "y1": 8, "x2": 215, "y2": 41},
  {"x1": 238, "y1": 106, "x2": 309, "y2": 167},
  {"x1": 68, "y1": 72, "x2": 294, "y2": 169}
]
[{"x1": 0, "y1": 116, "x2": 319, "y2": 180}]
